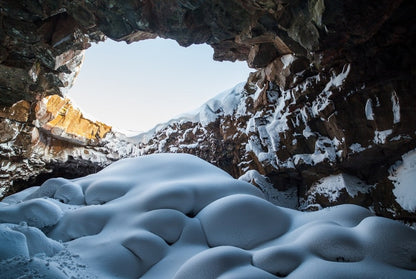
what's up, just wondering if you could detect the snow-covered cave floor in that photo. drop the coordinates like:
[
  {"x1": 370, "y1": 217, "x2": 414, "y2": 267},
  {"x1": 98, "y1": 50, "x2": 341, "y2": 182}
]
[{"x1": 0, "y1": 154, "x2": 415, "y2": 278}]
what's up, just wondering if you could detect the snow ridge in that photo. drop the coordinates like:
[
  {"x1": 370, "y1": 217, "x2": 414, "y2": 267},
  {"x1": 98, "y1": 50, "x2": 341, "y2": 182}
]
[{"x1": 134, "y1": 83, "x2": 246, "y2": 144}]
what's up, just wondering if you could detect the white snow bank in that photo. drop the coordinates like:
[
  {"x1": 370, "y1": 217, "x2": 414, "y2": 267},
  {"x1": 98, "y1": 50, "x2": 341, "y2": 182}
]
[
  {"x1": 1, "y1": 154, "x2": 416, "y2": 278},
  {"x1": 0, "y1": 223, "x2": 63, "y2": 260},
  {"x1": 0, "y1": 198, "x2": 63, "y2": 227},
  {"x1": 389, "y1": 148, "x2": 416, "y2": 212}
]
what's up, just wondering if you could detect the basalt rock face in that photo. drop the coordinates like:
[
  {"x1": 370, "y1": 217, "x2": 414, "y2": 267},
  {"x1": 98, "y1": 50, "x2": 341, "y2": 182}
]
[{"x1": 0, "y1": 1, "x2": 415, "y2": 221}]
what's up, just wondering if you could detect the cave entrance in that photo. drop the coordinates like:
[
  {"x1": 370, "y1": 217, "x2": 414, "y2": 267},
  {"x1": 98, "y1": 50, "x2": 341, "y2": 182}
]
[{"x1": 68, "y1": 38, "x2": 251, "y2": 135}]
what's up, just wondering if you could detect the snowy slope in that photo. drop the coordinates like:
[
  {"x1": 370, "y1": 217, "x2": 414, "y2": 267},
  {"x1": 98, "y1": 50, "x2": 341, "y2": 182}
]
[
  {"x1": 1, "y1": 154, "x2": 415, "y2": 278},
  {"x1": 133, "y1": 82, "x2": 247, "y2": 144}
]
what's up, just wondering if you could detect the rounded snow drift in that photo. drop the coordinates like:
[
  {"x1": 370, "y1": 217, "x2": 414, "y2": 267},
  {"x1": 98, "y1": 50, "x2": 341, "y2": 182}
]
[{"x1": 1, "y1": 154, "x2": 415, "y2": 279}]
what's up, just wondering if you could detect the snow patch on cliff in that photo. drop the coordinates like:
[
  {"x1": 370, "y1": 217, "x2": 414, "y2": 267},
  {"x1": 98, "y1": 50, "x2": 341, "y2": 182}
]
[
  {"x1": 349, "y1": 143, "x2": 366, "y2": 153},
  {"x1": 389, "y1": 148, "x2": 416, "y2": 212},
  {"x1": 365, "y1": 99, "x2": 375, "y2": 120},
  {"x1": 239, "y1": 170, "x2": 298, "y2": 208},
  {"x1": 281, "y1": 54, "x2": 295, "y2": 69},
  {"x1": 307, "y1": 173, "x2": 374, "y2": 203},
  {"x1": 374, "y1": 129, "x2": 393, "y2": 144},
  {"x1": 391, "y1": 90, "x2": 400, "y2": 124},
  {"x1": 293, "y1": 136, "x2": 342, "y2": 166}
]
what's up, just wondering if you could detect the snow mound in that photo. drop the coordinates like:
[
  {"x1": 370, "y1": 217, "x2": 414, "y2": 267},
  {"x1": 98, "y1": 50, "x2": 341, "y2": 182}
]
[{"x1": 1, "y1": 154, "x2": 415, "y2": 278}]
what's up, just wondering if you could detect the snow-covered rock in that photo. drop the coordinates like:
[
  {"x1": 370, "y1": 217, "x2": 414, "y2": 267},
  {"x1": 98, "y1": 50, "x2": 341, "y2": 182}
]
[
  {"x1": 1, "y1": 154, "x2": 415, "y2": 278},
  {"x1": 134, "y1": 61, "x2": 416, "y2": 222},
  {"x1": 0, "y1": 97, "x2": 140, "y2": 198}
]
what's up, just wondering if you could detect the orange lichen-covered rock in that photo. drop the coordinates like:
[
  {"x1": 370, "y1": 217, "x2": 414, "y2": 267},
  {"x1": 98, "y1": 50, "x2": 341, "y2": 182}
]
[{"x1": 35, "y1": 95, "x2": 111, "y2": 145}]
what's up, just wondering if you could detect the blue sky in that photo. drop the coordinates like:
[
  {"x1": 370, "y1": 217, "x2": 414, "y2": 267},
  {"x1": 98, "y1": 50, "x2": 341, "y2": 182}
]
[{"x1": 68, "y1": 38, "x2": 252, "y2": 133}]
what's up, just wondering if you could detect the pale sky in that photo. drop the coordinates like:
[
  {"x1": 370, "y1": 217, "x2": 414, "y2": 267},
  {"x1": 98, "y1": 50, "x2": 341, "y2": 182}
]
[{"x1": 68, "y1": 38, "x2": 252, "y2": 133}]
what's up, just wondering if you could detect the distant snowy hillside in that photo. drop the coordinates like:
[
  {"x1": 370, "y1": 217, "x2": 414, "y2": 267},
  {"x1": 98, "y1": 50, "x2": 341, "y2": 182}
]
[
  {"x1": 133, "y1": 82, "x2": 247, "y2": 144},
  {"x1": 1, "y1": 154, "x2": 415, "y2": 278}
]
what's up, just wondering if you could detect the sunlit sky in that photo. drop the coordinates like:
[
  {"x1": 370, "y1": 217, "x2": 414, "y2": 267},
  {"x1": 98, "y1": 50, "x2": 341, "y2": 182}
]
[{"x1": 68, "y1": 38, "x2": 252, "y2": 133}]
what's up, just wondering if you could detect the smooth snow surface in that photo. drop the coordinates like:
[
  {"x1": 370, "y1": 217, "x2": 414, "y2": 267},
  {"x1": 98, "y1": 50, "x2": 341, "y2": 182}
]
[{"x1": 1, "y1": 154, "x2": 416, "y2": 278}]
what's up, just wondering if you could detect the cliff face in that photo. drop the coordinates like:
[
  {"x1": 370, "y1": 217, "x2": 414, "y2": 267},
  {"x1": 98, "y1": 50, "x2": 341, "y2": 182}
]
[
  {"x1": 35, "y1": 95, "x2": 111, "y2": 145},
  {"x1": 0, "y1": 94, "x2": 138, "y2": 196},
  {"x1": 0, "y1": 0, "x2": 415, "y2": 221},
  {"x1": 136, "y1": 65, "x2": 415, "y2": 221}
]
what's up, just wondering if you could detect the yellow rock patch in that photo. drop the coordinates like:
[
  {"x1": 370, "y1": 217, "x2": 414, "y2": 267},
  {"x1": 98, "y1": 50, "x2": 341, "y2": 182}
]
[{"x1": 36, "y1": 95, "x2": 111, "y2": 143}]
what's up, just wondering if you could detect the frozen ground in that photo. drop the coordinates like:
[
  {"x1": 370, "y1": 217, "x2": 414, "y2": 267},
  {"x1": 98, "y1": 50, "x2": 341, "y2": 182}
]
[{"x1": 0, "y1": 154, "x2": 415, "y2": 278}]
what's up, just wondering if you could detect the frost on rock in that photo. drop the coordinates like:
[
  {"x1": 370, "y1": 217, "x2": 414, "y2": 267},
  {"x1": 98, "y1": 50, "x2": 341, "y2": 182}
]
[
  {"x1": 389, "y1": 148, "x2": 416, "y2": 212},
  {"x1": 1, "y1": 154, "x2": 415, "y2": 279}
]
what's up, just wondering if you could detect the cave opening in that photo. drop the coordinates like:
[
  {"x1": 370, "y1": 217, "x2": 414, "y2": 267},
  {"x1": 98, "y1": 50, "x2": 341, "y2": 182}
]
[{"x1": 67, "y1": 38, "x2": 252, "y2": 134}]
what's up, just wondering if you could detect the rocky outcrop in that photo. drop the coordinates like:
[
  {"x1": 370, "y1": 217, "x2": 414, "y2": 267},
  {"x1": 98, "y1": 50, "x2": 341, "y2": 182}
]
[
  {"x1": 0, "y1": 95, "x2": 139, "y2": 197},
  {"x1": 35, "y1": 95, "x2": 111, "y2": 145},
  {"x1": 0, "y1": 1, "x2": 415, "y2": 222}
]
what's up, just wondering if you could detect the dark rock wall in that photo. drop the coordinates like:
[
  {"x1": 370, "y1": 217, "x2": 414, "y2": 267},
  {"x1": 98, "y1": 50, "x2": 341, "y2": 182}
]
[{"x1": 0, "y1": 0, "x2": 415, "y2": 221}]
